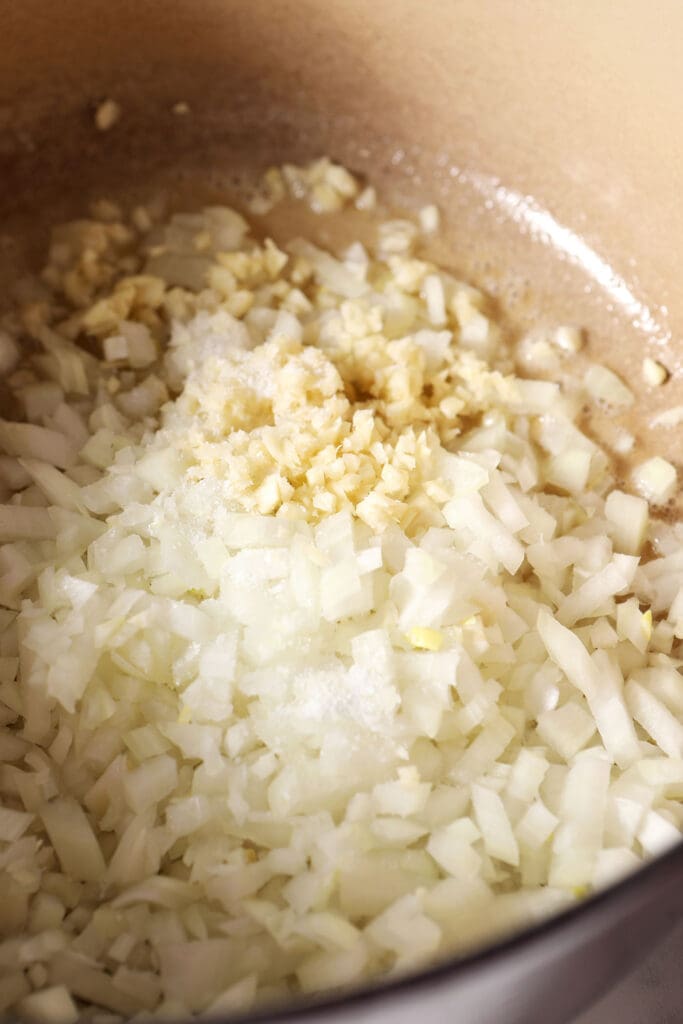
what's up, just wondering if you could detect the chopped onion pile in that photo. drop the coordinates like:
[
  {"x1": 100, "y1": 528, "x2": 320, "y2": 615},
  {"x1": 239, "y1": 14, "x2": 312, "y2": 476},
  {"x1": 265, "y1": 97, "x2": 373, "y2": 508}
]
[{"x1": 0, "y1": 160, "x2": 682, "y2": 1020}]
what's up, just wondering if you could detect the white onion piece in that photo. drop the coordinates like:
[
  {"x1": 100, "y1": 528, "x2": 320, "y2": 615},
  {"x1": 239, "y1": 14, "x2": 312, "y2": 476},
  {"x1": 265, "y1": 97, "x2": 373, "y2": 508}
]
[
  {"x1": 0, "y1": 505, "x2": 55, "y2": 541},
  {"x1": 16, "y1": 986, "x2": 78, "y2": 1024},
  {"x1": 18, "y1": 460, "x2": 86, "y2": 513},
  {"x1": 0, "y1": 331, "x2": 20, "y2": 376},
  {"x1": 0, "y1": 421, "x2": 77, "y2": 469},
  {"x1": 39, "y1": 799, "x2": 106, "y2": 882}
]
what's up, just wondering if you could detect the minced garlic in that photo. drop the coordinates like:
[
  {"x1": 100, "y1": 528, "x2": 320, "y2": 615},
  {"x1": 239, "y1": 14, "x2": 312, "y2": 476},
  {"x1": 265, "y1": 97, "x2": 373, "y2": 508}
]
[
  {"x1": 27, "y1": 174, "x2": 537, "y2": 537},
  {"x1": 642, "y1": 356, "x2": 668, "y2": 387}
]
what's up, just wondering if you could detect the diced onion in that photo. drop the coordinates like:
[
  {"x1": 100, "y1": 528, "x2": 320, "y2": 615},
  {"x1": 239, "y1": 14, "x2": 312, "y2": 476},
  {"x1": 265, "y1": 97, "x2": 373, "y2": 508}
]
[{"x1": 1, "y1": 159, "x2": 682, "y2": 1021}]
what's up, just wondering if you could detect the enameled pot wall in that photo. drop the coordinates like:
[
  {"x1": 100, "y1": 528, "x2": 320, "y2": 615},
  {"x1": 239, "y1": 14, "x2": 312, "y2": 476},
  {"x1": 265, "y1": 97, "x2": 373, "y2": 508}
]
[
  {"x1": 3, "y1": 0, "x2": 683, "y2": 465},
  {"x1": 3, "y1": 2, "x2": 683, "y2": 1021}
]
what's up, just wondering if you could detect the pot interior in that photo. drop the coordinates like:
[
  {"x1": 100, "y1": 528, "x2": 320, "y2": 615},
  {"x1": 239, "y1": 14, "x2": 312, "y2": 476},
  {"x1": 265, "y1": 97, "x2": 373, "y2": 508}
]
[
  {"x1": 2, "y1": 0, "x2": 683, "y2": 1010},
  {"x1": 3, "y1": 0, "x2": 682, "y2": 480}
]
